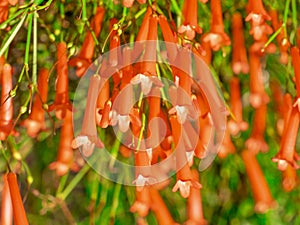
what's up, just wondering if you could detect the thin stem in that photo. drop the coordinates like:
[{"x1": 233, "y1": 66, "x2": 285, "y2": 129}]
[
  {"x1": 283, "y1": 0, "x2": 291, "y2": 35},
  {"x1": 59, "y1": 156, "x2": 97, "y2": 200},
  {"x1": 0, "y1": 10, "x2": 28, "y2": 57},
  {"x1": 82, "y1": 0, "x2": 87, "y2": 22},
  {"x1": 108, "y1": 131, "x2": 122, "y2": 169},
  {"x1": 32, "y1": 10, "x2": 38, "y2": 86},
  {"x1": 56, "y1": 174, "x2": 69, "y2": 197},
  {"x1": 109, "y1": 174, "x2": 123, "y2": 220},
  {"x1": 136, "y1": 113, "x2": 146, "y2": 150},
  {"x1": 25, "y1": 13, "x2": 33, "y2": 66},
  {"x1": 291, "y1": 0, "x2": 297, "y2": 30},
  {"x1": 262, "y1": 26, "x2": 283, "y2": 51}
]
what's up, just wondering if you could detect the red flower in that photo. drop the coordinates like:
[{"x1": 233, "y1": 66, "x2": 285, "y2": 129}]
[
  {"x1": 0, "y1": 63, "x2": 16, "y2": 140},
  {"x1": 49, "y1": 110, "x2": 78, "y2": 176},
  {"x1": 231, "y1": 13, "x2": 249, "y2": 74},
  {"x1": 245, "y1": 0, "x2": 271, "y2": 26},
  {"x1": 203, "y1": 0, "x2": 231, "y2": 51},
  {"x1": 272, "y1": 106, "x2": 300, "y2": 170},
  {"x1": 291, "y1": 47, "x2": 300, "y2": 111},
  {"x1": 149, "y1": 188, "x2": 179, "y2": 225},
  {"x1": 269, "y1": 10, "x2": 290, "y2": 64},
  {"x1": 178, "y1": 0, "x2": 202, "y2": 40},
  {"x1": 185, "y1": 170, "x2": 207, "y2": 225},
  {"x1": 48, "y1": 42, "x2": 72, "y2": 120},
  {"x1": 72, "y1": 75, "x2": 104, "y2": 157},
  {"x1": 1, "y1": 174, "x2": 13, "y2": 225},
  {"x1": 6, "y1": 172, "x2": 29, "y2": 225},
  {"x1": 245, "y1": 104, "x2": 268, "y2": 153},
  {"x1": 249, "y1": 52, "x2": 269, "y2": 108},
  {"x1": 170, "y1": 115, "x2": 201, "y2": 198},
  {"x1": 69, "y1": 7, "x2": 105, "y2": 77},
  {"x1": 241, "y1": 150, "x2": 277, "y2": 213},
  {"x1": 227, "y1": 77, "x2": 248, "y2": 135},
  {"x1": 22, "y1": 69, "x2": 49, "y2": 137}
]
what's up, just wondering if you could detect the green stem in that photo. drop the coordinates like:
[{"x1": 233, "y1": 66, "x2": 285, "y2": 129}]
[
  {"x1": 283, "y1": 0, "x2": 291, "y2": 35},
  {"x1": 109, "y1": 131, "x2": 122, "y2": 169},
  {"x1": 59, "y1": 156, "x2": 97, "y2": 200},
  {"x1": 56, "y1": 174, "x2": 69, "y2": 197},
  {"x1": 25, "y1": 13, "x2": 33, "y2": 65},
  {"x1": 262, "y1": 26, "x2": 283, "y2": 51},
  {"x1": 0, "y1": 8, "x2": 27, "y2": 29},
  {"x1": 82, "y1": 0, "x2": 87, "y2": 22},
  {"x1": 32, "y1": 10, "x2": 38, "y2": 86},
  {"x1": 109, "y1": 175, "x2": 123, "y2": 220},
  {"x1": 291, "y1": 0, "x2": 297, "y2": 30},
  {"x1": 0, "y1": 10, "x2": 28, "y2": 57},
  {"x1": 136, "y1": 113, "x2": 146, "y2": 150},
  {"x1": 170, "y1": 0, "x2": 182, "y2": 16}
]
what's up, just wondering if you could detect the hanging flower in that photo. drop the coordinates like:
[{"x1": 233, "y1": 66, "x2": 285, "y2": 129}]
[
  {"x1": 48, "y1": 42, "x2": 72, "y2": 120},
  {"x1": 72, "y1": 74, "x2": 104, "y2": 157},
  {"x1": 170, "y1": 115, "x2": 201, "y2": 198},
  {"x1": 203, "y1": 0, "x2": 231, "y2": 51},
  {"x1": 149, "y1": 188, "x2": 179, "y2": 225},
  {"x1": 69, "y1": 7, "x2": 105, "y2": 77},
  {"x1": 185, "y1": 170, "x2": 207, "y2": 225},
  {"x1": 22, "y1": 69, "x2": 49, "y2": 138},
  {"x1": 241, "y1": 150, "x2": 277, "y2": 213},
  {"x1": 248, "y1": 52, "x2": 269, "y2": 108},
  {"x1": 291, "y1": 47, "x2": 300, "y2": 111},
  {"x1": 231, "y1": 13, "x2": 249, "y2": 74},
  {"x1": 178, "y1": 0, "x2": 202, "y2": 40},
  {"x1": 245, "y1": 104, "x2": 268, "y2": 153},
  {"x1": 6, "y1": 172, "x2": 30, "y2": 225},
  {"x1": 1, "y1": 174, "x2": 13, "y2": 225},
  {"x1": 269, "y1": 10, "x2": 290, "y2": 64},
  {"x1": 227, "y1": 77, "x2": 248, "y2": 135},
  {"x1": 272, "y1": 106, "x2": 300, "y2": 170},
  {"x1": 49, "y1": 110, "x2": 79, "y2": 176},
  {"x1": 0, "y1": 63, "x2": 16, "y2": 140},
  {"x1": 130, "y1": 187, "x2": 151, "y2": 217}
]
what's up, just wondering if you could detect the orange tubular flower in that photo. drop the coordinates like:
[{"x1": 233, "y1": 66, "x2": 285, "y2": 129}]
[
  {"x1": 178, "y1": 0, "x2": 202, "y2": 40},
  {"x1": 227, "y1": 77, "x2": 248, "y2": 135},
  {"x1": 49, "y1": 110, "x2": 78, "y2": 176},
  {"x1": 0, "y1": 63, "x2": 15, "y2": 140},
  {"x1": 130, "y1": 187, "x2": 151, "y2": 217},
  {"x1": 241, "y1": 150, "x2": 276, "y2": 213},
  {"x1": 135, "y1": 7, "x2": 152, "y2": 42},
  {"x1": 69, "y1": 7, "x2": 105, "y2": 77},
  {"x1": 1, "y1": 174, "x2": 13, "y2": 225},
  {"x1": 6, "y1": 172, "x2": 29, "y2": 225},
  {"x1": 231, "y1": 13, "x2": 249, "y2": 74},
  {"x1": 108, "y1": 18, "x2": 121, "y2": 67},
  {"x1": 158, "y1": 15, "x2": 178, "y2": 62},
  {"x1": 170, "y1": 115, "x2": 201, "y2": 198},
  {"x1": 149, "y1": 188, "x2": 179, "y2": 225},
  {"x1": 291, "y1": 47, "x2": 300, "y2": 111},
  {"x1": 249, "y1": 52, "x2": 269, "y2": 108},
  {"x1": 203, "y1": 0, "x2": 231, "y2": 51},
  {"x1": 185, "y1": 170, "x2": 207, "y2": 225},
  {"x1": 48, "y1": 42, "x2": 72, "y2": 120},
  {"x1": 131, "y1": 14, "x2": 163, "y2": 95},
  {"x1": 72, "y1": 75, "x2": 104, "y2": 157},
  {"x1": 297, "y1": 28, "x2": 300, "y2": 48},
  {"x1": 245, "y1": 104, "x2": 268, "y2": 154},
  {"x1": 22, "y1": 69, "x2": 49, "y2": 138},
  {"x1": 272, "y1": 106, "x2": 300, "y2": 170},
  {"x1": 269, "y1": 10, "x2": 290, "y2": 64},
  {"x1": 282, "y1": 164, "x2": 298, "y2": 192}
]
